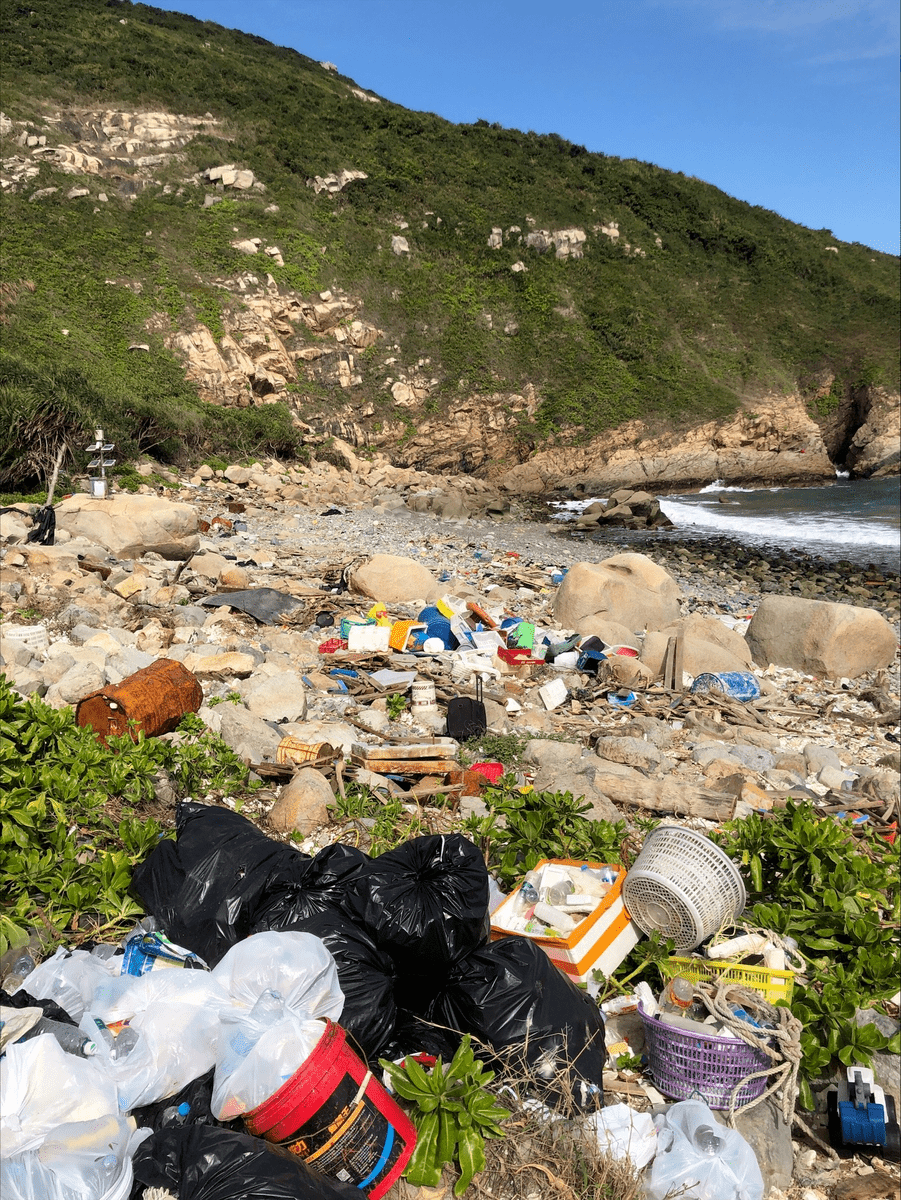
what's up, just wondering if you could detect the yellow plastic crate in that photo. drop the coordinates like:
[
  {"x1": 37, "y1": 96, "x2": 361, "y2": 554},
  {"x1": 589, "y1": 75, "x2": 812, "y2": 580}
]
[{"x1": 662, "y1": 956, "x2": 795, "y2": 1005}]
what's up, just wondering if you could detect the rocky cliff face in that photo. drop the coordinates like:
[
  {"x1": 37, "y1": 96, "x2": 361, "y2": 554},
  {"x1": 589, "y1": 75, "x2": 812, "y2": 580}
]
[{"x1": 3, "y1": 104, "x2": 898, "y2": 495}]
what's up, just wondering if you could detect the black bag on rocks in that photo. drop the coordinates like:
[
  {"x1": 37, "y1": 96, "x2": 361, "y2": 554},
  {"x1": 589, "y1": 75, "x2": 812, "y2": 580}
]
[
  {"x1": 431, "y1": 937, "x2": 606, "y2": 1111},
  {"x1": 251, "y1": 842, "x2": 371, "y2": 930},
  {"x1": 130, "y1": 1125, "x2": 361, "y2": 1200},
  {"x1": 446, "y1": 677, "x2": 487, "y2": 741},
  {"x1": 131, "y1": 803, "x2": 309, "y2": 966},
  {"x1": 342, "y1": 833, "x2": 490, "y2": 978}
]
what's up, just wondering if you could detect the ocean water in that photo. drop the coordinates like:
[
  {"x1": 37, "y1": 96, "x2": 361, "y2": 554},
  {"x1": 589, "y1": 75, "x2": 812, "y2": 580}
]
[{"x1": 551, "y1": 476, "x2": 901, "y2": 572}]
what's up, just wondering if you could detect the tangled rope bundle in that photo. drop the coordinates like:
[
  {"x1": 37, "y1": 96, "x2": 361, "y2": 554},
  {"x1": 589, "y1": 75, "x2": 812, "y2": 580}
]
[{"x1": 693, "y1": 979, "x2": 802, "y2": 1127}]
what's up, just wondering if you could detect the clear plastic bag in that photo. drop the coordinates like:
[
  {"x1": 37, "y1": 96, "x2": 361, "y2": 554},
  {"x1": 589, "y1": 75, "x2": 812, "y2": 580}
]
[
  {"x1": 83, "y1": 970, "x2": 231, "y2": 1113},
  {"x1": 582, "y1": 1102, "x2": 657, "y2": 1170},
  {"x1": 11, "y1": 948, "x2": 119, "y2": 1022},
  {"x1": 0, "y1": 1036, "x2": 120, "y2": 1158},
  {"x1": 1, "y1": 1114, "x2": 151, "y2": 1200},
  {"x1": 210, "y1": 991, "x2": 326, "y2": 1120},
  {"x1": 210, "y1": 931, "x2": 344, "y2": 1021},
  {"x1": 644, "y1": 1100, "x2": 764, "y2": 1200}
]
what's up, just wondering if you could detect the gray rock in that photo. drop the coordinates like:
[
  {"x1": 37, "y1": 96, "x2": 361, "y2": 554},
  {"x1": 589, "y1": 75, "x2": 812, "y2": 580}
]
[
  {"x1": 1, "y1": 641, "x2": 36, "y2": 667},
  {"x1": 69, "y1": 624, "x2": 103, "y2": 645},
  {"x1": 46, "y1": 662, "x2": 105, "y2": 705},
  {"x1": 521, "y1": 738, "x2": 584, "y2": 769},
  {"x1": 6, "y1": 666, "x2": 46, "y2": 697},
  {"x1": 41, "y1": 652, "x2": 76, "y2": 683},
  {"x1": 745, "y1": 594, "x2": 896, "y2": 679},
  {"x1": 692, "y1": 742, "x2": 735, "y2": 766},
  {"x1": 242, "y1": 672, "x2": 308, "y2": 723},
  {"x1": 728, "y1": 744, "x2": 776, "y2": 772},
  {"x1": 202, "y1": 704, "x2": 282, "y2": 763},
  {"x1": 483, "y1": 698, "x2": 510, "y2": 734},
  {"x1": 853, "y1": 1009, "x2": 900, "y2": 1111},
  {"x1": 622, "y1": 716, "x2": 675, "y2": 748},
  {"x1": 105, "y1": 649, "x2": 155, "y2": 685},
  {"x1": 268, "y1": 768, "x2": 334, "y2": 834},
  {"x1": 171, "y1": 605, "x2": 209, "y2": 628},
  {"x1": 458, "y1": 796, "x2": 489, "y2": 820},
  {"x1": 355, "y1": 707, "x2": 389, "y2": 733},
  {"x1": 803, "y1": 743, "x2": 842, "y2": 774},
  {"x1": 817, "y1": 764, "x2": 852, "y2": 792},
  {"x1": 594, "y1": 736, "x2": 662, "y2": 775},
  {"x1": 711, "y1": 1091, "x2": 793, "y2": 1193},
  {"x1": 56, "y1": 604, "x2": 102, "y2": 630}
]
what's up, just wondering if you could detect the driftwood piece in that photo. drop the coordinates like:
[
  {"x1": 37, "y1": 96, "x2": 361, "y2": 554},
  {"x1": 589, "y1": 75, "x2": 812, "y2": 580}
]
[{"x1": 592, "y1": 772, "x2": 736, "y2": 822}]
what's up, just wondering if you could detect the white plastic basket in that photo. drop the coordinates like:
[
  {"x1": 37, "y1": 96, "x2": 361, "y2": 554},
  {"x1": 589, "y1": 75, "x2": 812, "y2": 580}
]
[
  {"x1": 622, "y1": 826, "x2": 746, "y2": 951},
  {"x1": 0, "y1": 623, "x2": 49, "y2": 655}
]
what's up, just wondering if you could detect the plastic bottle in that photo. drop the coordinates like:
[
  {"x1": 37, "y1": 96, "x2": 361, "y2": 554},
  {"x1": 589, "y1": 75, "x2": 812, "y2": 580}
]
[
  {"x1": 545, "y1": 879, "x2": 574, "y2": 906},
  {"x1": 533, "y1": 902, "x2": 576, "y2": 934},
  {"x1": 21, "y1": 1017, "x2": 98, "y2": 1057},
  {"x1": 659, "y1": 976, "x2": 711, "y2": 1025},
  {"x1": 706, "y1": 933, "x2": 769, "y2": 961},
  {"x1": 4, "y1": 951, "x2": 36, "y2": 991},
  {"x1": 519, "y1": 880, "x2": 539, "y2": 905},
  {"x1": 110, "y1": 1025, "x2": 140, "y2": 1061},
  {"x1": 161, "y1": 1102, "x2": 191, "y2": 1126},
  {"x1": 694, "y1": 1124, "x2": 724, "y2": 1156}
]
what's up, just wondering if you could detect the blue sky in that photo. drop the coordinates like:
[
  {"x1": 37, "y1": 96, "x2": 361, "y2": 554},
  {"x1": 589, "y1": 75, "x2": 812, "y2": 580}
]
[{"x1": 167, "y1": 0, "x2": 899, "y2": 254}]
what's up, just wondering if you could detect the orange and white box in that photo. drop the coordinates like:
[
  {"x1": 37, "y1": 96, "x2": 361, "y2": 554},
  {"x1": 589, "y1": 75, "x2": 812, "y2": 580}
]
[{"x1": 490, "y1": 859, "x2": 642, "y2": 985}]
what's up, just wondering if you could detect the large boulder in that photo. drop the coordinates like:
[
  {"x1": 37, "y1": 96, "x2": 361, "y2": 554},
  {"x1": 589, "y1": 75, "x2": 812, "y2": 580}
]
[
  {"x1": 745, "y1": 595, "x2": 897, "y2": 679},
  {"x1": 554, "y1": 554, "x2": 682, "y2": 636},
  {"x1": 644, "y1": 613, "x2": 754, "y2": 677},
  {"x1": 268, "y1": 768, "x2": 334, "y2": 835},
  {"x1": 55, "y1": 495, "x2": 199, "y2": 560},
  {"x1": 348, "y1": 554, "x2": 438, "y2": 603}
]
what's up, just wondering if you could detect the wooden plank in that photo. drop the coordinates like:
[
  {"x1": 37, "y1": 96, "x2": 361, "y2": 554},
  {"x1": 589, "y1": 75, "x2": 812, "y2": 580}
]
[{"x1": 672, "y1": 633, "x2": 684, "y2": 692}]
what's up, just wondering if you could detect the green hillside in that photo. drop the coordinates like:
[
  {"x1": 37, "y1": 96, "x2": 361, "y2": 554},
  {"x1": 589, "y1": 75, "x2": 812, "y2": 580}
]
[{"x1": 1, "y1": 0, "x2": 898, "y2": 489}]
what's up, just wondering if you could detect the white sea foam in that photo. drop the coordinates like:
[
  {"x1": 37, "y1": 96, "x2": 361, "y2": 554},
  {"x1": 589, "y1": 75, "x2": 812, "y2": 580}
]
[
  {"x1": 697, "y1": 479, "x2": 759, "y2": 494},
  {"x1": 659, "y1": 497, "x2": 900, "y2": 549}
]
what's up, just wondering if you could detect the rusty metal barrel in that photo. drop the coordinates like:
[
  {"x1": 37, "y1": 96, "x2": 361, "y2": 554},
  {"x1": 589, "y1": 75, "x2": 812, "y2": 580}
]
[{"x1": 76, "y1": 659, "x2": 203, "y2": 745}]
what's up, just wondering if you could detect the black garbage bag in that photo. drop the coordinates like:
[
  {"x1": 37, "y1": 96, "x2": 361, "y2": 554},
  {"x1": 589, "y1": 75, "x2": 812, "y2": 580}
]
[
  {"x1": 258, "y1": 908, "x2": 397, "y2": 1063},
  {"x1": 130, "y1": 1125, "x2": 361, "y2": 1200},
  {"x1": 252, "y1": 842, "x2": 371, "y2": 929},
  {"x1": 432, "y1": 937, "x2": 606, "y2": 1111},
  {"x1": 130, "y1": 1068, "x2": 221, "y2": 1134},
  {"x1": 382, "y1": 1007, "x2": 460, "y2": 1063},
  {"x1": 342, "y1": 834, "x2": 489, "y2": 978},
  {"x1": 0, "y1": 987, "x2": 77, "y2": 1027},
  {"x1": 131, "y1": 803, "x2": 309, "y2": 966}
]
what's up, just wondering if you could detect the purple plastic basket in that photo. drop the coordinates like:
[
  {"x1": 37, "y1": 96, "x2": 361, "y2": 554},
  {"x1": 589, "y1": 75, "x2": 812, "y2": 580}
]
[{"x1": 638, "y1": 1002, "x2": 771, "y2": 1110}]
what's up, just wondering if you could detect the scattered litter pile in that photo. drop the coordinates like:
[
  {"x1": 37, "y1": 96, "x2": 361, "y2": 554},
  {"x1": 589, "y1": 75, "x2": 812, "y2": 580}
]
[{"x1": 0, "y1": 480, "x2": 899, "y2": 1198}]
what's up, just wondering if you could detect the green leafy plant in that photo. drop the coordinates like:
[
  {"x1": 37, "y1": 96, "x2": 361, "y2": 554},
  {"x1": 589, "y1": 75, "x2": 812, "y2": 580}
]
[
  {"x1": 0, "y1": 677, "x2": 258, "y2": 954},
  {"x1": 381, "y1": 1035, "x2": 509, "y2": 1194},
  {"x1": 465, "y1": 776, "x2": 627, "y2": 890},
  {"x1": 386, "y1": 692, "x2": 408, "y2": 721},
  {"x1": 713, "y1": 801, "x2": 900, "y2": 1106}
]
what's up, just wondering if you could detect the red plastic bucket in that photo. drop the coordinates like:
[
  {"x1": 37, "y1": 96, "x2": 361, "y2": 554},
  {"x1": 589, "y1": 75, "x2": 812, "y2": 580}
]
[{"x1": 243, "y1": 1021, "x2": 416, "y2": 1198}]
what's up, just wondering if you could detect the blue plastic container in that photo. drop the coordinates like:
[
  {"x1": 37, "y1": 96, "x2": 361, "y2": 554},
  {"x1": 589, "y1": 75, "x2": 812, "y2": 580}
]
[{"x1": 690, "y1": 672, "x2": 761, "y2": 702}]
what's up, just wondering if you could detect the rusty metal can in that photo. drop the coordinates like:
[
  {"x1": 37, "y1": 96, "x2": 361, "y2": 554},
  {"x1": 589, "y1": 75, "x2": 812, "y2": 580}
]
[
  {"x1": 76, "y1": 659, "x2": 203, "y2": 745},
  {"x1": 276, "y1": 738, "x2": 335, "y2": 766}
]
